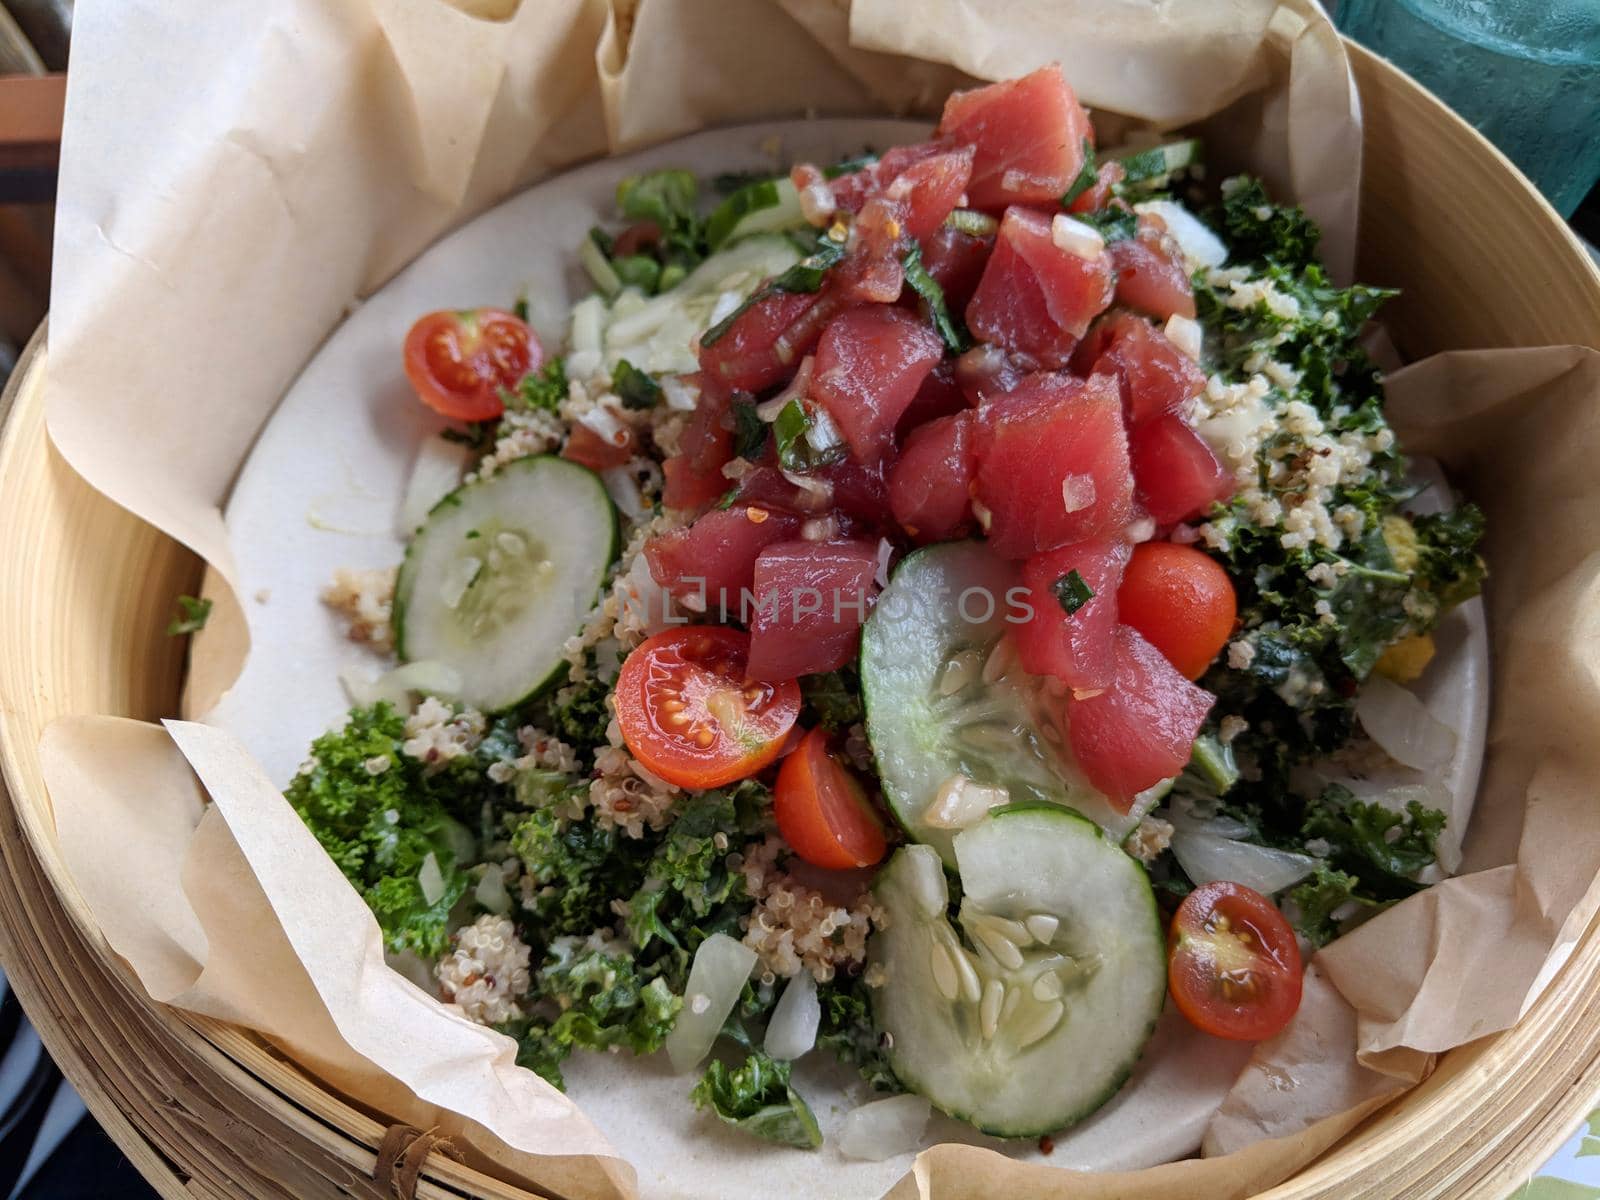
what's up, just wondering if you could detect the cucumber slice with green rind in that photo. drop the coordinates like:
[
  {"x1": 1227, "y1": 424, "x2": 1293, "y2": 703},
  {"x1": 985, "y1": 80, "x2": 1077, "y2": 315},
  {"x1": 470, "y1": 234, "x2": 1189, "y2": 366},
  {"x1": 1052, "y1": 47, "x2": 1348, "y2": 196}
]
[
  {"x1": 860, "y1": 541, "x2": 1163, "y2": 864},
  {"x1": 394, "y1": 455, "x2": 618, "y2": 713},
  {"x1": 1110, "y1": 138, "x2": 1203, "y2": 187},
  {"x1": 868, "y1": 804, "x2": 1167, "y2": 1137},
  {"x1": 706, "y1": 177, "x2": 806, "y2": 250}
]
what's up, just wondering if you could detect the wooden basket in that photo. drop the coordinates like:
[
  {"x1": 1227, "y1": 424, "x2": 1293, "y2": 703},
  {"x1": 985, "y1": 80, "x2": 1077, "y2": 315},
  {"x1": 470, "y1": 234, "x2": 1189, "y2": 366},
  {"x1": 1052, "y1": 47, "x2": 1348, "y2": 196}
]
[{"x1": 2, "y1": 42, "x2": 1598, "y2": 1200}]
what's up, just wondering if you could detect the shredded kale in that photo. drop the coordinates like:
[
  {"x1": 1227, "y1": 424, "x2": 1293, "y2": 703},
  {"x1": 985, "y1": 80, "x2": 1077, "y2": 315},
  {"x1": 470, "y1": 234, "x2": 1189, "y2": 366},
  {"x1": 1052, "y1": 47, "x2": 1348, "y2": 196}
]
[
  {"x1": 287, "y1": 704, "x2": 485, "y2": 957},
  {"x1": 528, "y1": 672, "x2": 612, "y2": 756},
  {"x1": 800, "y1": 668, "x2": 865, "y2": 733},
  {"x1": 902, "y1": 242, "x2": 969, "y2": 352},
  {"x1": 690, "y1": 1052, "x2": 823, "y2": 1149},
  {"x1": 1285, "y1": 863, "x2": 1376, "y2": 948},
  {"x1": 612, "y1": 359, "x2": 663, "y2": 410},
  {"x1": 1301, "y1": 786, "x2": 1446, "y2": 901},
  {"x1": 816, "y1": 972, "x2": 901, "y2": 1093},
  {"x1": 167, "y1": 595, "x2": 213, "y2": 636},
  {"x1": 441, "y1": 422, "x2": 494, "y2": 451},
  {"x1": 1214, "y1": 177, "x2": 1320, "y2": 270},
  {"x1": 511, "y1": 806, "x2": 649, "y2": 939}
]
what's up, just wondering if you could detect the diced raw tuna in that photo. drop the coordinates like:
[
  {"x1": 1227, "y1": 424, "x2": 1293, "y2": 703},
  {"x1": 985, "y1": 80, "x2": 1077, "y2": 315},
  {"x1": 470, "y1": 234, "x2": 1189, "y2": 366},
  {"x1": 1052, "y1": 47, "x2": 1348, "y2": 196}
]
[
  {"x1": 1128, "y1": 413, "x2": 1234, "y2": 525},
  {"x1": 896, "y1": 359, "x2": 968, "y2": 437},
  {"x1": 697, "y1": 288, "x2": 825, "y2": 393},
  {"x1": 825, "y1": 141, "x2": 950, "y2": 215},
  {"x1": 1012, "y1": 539, "x2": 1132, "y2": 690},
  {"x1": 1066, "y1": 161, "x2": 1125, "y2": 214},
  {"x1": 936, "y1": 64, "x2": 1093, "y2": 211},
  {"x1": 1061, "y1": 624, "x2": 1215, "y2": 807},
  {"x1": 889, "y1": 411, "x2": 977, "y2": 543},
  {"x1": 972, "y1": 371, "x2": 1133, "y2": 557},
  {"x1": 966, "y1": 206, "x2": 1114, "y2": 368},
  {"x1": 1108, "y1": 215, "x2": 1196, "y2": 321},
  {"x1": 837, "y1": 196, "x2": 909, "y2": 304},
  {"x1": 662, "y1": 377, "x2": 734, "y2": 510},
  {"x1": 920, "y1": 224, "x2": 994, "y2": 314},
  {"x1": 645, "y1": 505, "x2": 802, "y2": 617},
  {"x1": 748, "y1": 539, "x2": 881, "y2": 680},
  {"x1": 1073, "y1": 311, "x2": 1205, "y2": 426},
  {"x1": 811, "y1": 307, "x2": 944, "y2": 462}
]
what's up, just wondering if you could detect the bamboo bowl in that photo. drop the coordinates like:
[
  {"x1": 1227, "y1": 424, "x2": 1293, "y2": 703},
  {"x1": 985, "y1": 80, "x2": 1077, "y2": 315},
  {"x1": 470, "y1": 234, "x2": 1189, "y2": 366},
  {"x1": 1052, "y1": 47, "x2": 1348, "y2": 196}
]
[{"x1": 2, "y1": 42, "x2": 1599, "y2": 1200}]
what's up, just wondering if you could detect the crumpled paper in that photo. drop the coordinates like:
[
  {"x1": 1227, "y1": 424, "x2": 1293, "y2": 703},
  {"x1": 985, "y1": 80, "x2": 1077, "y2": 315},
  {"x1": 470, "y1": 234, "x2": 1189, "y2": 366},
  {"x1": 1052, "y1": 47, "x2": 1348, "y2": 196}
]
[{"x1": 32, "y1": 0, "x2": 1600, "y2": 1196}]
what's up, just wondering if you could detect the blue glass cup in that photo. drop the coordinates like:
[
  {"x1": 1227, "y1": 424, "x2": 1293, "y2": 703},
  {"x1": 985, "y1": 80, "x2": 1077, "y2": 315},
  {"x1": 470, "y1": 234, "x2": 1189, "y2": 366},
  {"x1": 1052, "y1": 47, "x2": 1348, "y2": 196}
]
[{"x1": 1336, "y1": 0, "x2": 1600, "y2": 217}]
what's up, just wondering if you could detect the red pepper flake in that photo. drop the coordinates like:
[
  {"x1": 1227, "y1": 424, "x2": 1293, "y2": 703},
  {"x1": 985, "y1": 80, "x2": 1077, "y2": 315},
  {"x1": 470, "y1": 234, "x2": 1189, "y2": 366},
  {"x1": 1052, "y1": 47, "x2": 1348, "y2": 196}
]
[
  {"x1": 746, "y1": 506, "x2": 769, "y2": 524},
  {"x1": 1038, "y1": 1135, "x2": 1055, "y2": 1155}
]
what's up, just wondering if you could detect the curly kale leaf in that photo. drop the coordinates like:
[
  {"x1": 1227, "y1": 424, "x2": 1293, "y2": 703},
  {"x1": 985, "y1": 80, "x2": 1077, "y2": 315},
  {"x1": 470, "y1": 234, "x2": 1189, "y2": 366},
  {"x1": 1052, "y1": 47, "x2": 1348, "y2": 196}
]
[
  {"x1": 532, "y1": 674, "x2": 613, "y2": 756},
  {"x1": 1302, "y1": 786, "x2": 1446, "y2": 902},
  {"x1": 505, "y1": 357, "x2": 567, "y2": 414},
  {"x1": 800, "y1": 667, "x2": 865, "y2": 733},
  {"x1": 1286, "y1": 863, "x2": 1375, "y2": 948},
  {"x1": 286, "y1": 704, "x2": 481, "y2": 957},
  {"x1": 1411, "y1": 506, "x2": 1488, "y2": 611},
  {"x1": 816, "y1": 973, "x2": 901, "y2": 1094},
  {"x1": 511, "y1": 807, "x2": 651, "y2": 939},
  {"x1": 690, "y1": 1052, "x2": 823, "y2": 1149},
  {"x1": 1215, "y1": 176, "x2": 1320, "y2": 269}
]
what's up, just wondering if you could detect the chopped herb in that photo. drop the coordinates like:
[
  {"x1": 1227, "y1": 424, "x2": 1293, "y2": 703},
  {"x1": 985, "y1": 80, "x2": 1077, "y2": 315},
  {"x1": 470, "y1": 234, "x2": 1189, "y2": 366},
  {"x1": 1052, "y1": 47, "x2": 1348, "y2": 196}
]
[
  {"x1": 712, "y1": 169, "x2": 773, "y2": 195},
  {"x1": 823, "y1": 152, "x2": 878, "y2": 179},
  {"x1": 613, "y1": 359, "x2": 664, "y2": 410},
  {"x1": 801, "y1": 668, "x2": 865, "y2": 733},
  {"x1": 1075, "y1": 207, "x2": 1139, "y2": 242},
  {"x1": 167, "y1": 595, "x2": 213, "y2": 636},
  {"x1": 731, "y1": 399, "x2": 769, "y2": 460},
  {"x1": 690, "y1": 1051, "x2": 823, "y2": 1149},
  {"x1": 902, "y1": 243, "x2": 969, "y2": 353},
  {"x1": 943, "y1": 208, "x2": 999, "y2": 238},
  {"x1": 771, "y1": 398, "x2": 844, "y2": 472},
  {"x1": 512, "y1": 296, "x2": 530, "y2": 322},
  {"x1": 1060, "y1": 138, "x2": 1098, "y2": 206},
  {"x1": 1051, "y1": 570, "x2": 1095, "y2": 615},
  {"x1": 504, "y1": 357, "x2": 568, "y2": 414},
  {"x1": 701, "y1": 236, "x2": 846, "y2": 348},
  {"x1": 616, "y1": 170, "x2": 699, "y2": 231}
]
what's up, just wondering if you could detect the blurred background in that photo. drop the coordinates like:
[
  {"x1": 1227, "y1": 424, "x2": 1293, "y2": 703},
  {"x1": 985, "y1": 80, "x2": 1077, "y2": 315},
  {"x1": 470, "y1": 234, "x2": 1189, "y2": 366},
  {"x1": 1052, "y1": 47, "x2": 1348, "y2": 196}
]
[{"x1": 0, "y1": 0, "x2": 1595, "y2": 1196}]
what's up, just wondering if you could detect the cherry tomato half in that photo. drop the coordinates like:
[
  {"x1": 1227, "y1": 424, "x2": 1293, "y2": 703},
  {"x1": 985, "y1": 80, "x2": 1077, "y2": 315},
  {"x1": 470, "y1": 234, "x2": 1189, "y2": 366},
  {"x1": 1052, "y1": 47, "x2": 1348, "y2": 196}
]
[
  {"x1": 1168, "y1": 881, "x2": 1303, "y2": 1041},
  {"x1": 774, "y1": 728, "x2": 888, "y2": 871},
  {"x1": 1117, "y1": 542, "x2": 1237, "y2": 680},
  {"x1": 403, "y1": 308, "x2": 541, "y2": 422},
  {"x1": 562, "y1": 421, "x2": 636, "y2": 472},
  {"x1": 615, "y1": 627, "x2": 800, "y2": 789}
]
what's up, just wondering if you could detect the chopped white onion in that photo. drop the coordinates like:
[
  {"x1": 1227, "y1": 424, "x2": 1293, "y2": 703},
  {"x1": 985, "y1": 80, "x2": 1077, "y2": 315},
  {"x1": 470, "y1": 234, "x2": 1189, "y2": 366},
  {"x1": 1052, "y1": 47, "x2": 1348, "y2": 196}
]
[
  {"x1": 804, "y1": 405, "x2": 846, "y2": 456},
  {"x1": 601, "y1": 465, "x2": 649, "y2": 523},
  {"x1": 706, "y1": 290, "x2": 744, "y2": 329},
  {"x1": 664, "y1": 934, "x2": 757, "y2": 1072},
  {"x1": 1163, "y1": 313, "x2": 1204, "y2": 363},
  {"x1": 779, "y1": 468, "x2": 833, "y2": 511},
  {"x1": 874, "y1": 538, "x2": 895, "y2": 589},
  {"x1": 398, "y1": 436, "x2": 473, "y2": 537},
  {"x1": 763, "y1": 972, "x2": 821, "y2": 1061},
  {"x1": 475, "y1": 863, "x2": 511, "y2": 915},
  {"x1": 1168, "y1": 825, "x2": 1317, "y2": 895},
  {"x1": 1357, "y1": 675, "x2": 1458, "y2": 772},
  {"x1": 575, "y1": 404, "x2": 630, "y2": 449},
  {"x1": 757, "y1": 356, "x2": 815, "y2": 422},
  {"x1": 1061, "y1": 473, "x2": 1096, "y2": 513},
  {"x1": 570, "y1": 294, "x2": 607, "y2": 357},
  {"x1": 660, "y1": 374, "x2": 701, "y2": 412},
  {"x1": 1050, "y1": 213, "x2": 1106, "y2": 260},
  {"x1": 898, "y1": 846, "x2": 947, "y2": 920},
  {"x1": 799, "y1": 180, "x2": 837, "y2": 225},
  {"x1": 1134, "y1": 199, "x2": 1228, "y2": 268},
  {"x1": 801, "y1": 515, "x2": 839, "y2": 542},
  {"x1": 339, "y1": 659, "x2": 464, "y2": 709},
  {"x1": 601, "y1": 295, "x2": 675, "y2": 349},
  {"x1": 613, "y1": 552, "x2": 675, "y2": 638},
  {"x1": 838, "y1": 1095, "x2": 932, "y2": 1161},
  {"x1": 418, "y1": 852, "x2": 446, "y2": 906}
]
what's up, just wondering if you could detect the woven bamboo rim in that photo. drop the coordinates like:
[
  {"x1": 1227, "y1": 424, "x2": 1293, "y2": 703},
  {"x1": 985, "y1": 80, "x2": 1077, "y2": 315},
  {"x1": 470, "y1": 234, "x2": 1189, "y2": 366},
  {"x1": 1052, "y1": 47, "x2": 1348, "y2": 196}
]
[{"x1": 1, "y1": 42, "x2": 1598, "y2": 1200}]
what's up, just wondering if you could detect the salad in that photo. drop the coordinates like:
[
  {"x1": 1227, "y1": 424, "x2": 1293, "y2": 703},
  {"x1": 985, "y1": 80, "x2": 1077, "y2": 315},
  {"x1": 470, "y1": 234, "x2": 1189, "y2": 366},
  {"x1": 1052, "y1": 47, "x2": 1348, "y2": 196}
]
[{"x1": 298, "y1": 64, "x2": 1486, "y2": 1153}]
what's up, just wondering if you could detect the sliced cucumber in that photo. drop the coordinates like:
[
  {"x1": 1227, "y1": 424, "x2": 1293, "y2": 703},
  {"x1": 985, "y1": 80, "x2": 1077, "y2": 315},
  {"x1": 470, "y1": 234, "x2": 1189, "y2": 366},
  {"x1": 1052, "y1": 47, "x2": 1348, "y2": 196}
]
[
  {"x1": 394, "y1": 456, "x2": 618, "y2": 713},
  {"x1": 869, "y1": 804, "x2": 1166, "y2": 1137},
  {"x1": 860, "y1": 541, "x2": 1166, "y2": 864},
  {"x1": 601, "y1": 233, "x2": 802, "y2": 376},
  {"x1": 1109, "y1": 138, "x2": 1203, "y2": 189},
  {"x1": 706, "y1": 177, "x2": 805, "y2": 250}
]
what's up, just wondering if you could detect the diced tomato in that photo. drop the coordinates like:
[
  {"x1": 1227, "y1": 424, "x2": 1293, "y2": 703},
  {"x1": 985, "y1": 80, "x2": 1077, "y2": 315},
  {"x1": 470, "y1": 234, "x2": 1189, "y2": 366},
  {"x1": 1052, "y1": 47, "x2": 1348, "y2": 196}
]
[
  {"x1": 727, "y1": 460, "x2": 891, "y2": 537},
  {"x1": 774, "y1": 728, "x2": 888, "y2": 870},
  {"x1": 1061, "y1": 624, "x2": 1214, "y2": 806},
  {"x1": 936, "y1": 64, "x2": 1093, "y2": 211},
  {"x1": 897, "y1": 359, "x2": 968, "y2": 437},
  {"x1": 888, "y1": 411, "x2": 977, "y2": 543},
  {"x1": 644, "y1": 504, "x2": 803, "y2": 618},
  {"x1": 615, "y1": 627, "x2": 801, "y2": 789},
  {"x1": 561, "y1": 421, "x2": 634, "y2": 472},
  {"x1": 1066, "y1": 161, "x2": 1126, "y2": 214},
  {"x1": 955, "y1": 343, "x2": 1027, "y2": 407},
  {"x1": 748, "y1": 540, "x2": 881, "y2": 680},
  {"x1": 966, "y1": 206, "x2": 1114, "y2": 368},
  {"x1": 662, "y1": 378, "x2": 734, "y2": 511},
  {"x1": 1169, "y1": 882, "x2": 1303, "y2": 1041},
  {"x1": 920, "y1": 224, "x2": 994, "y2": 315},
  {"x1": 891, "y1": 147, "x2": 975, "y2": 241},
  {"x1": 1128, "y1": 413, "x2": 1234, "y2": 525},
  {"x1": 1012, "y1": 539, "x2": 1132, "y2": 690},
  {"x1": 811, "y1": 307, "x2": 944, "y2": 462},
  {"x1": 697, "y1": 288, "x2": 824, "y2": 392},
  {"x1": 1073, "y1": 311, "x2": 1205, "y2": 426},
  {"x1": 972, "y1": 371, "x2": 1133, "y2": 558},
  {"x1": 1117, "y1": 542, "x2": 1237, "y2": 680},
  {"x1": 1109, "y1": 215, "x2": 1196, "y2": 321}
]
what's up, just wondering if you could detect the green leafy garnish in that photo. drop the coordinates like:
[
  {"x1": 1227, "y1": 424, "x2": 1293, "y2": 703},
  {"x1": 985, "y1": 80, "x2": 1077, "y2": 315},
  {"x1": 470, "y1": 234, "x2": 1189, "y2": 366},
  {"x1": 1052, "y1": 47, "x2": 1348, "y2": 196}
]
[
  {"x1": 801, "y1": 668, "x2": 865, "y2": 733},
  {"x1": 902, "y1": 242, "x2": 968, "y2": 352},
  {"x1": 731, "y1": 399, "x2": 769, "y2": 460},
  {"x1": 1051, "y1": 569, "x2": 1094, "y2": 615},
  {"x1": 1060, "y1": 138, "x2": 1097, "y2": 206},
  {"x1": 616, "y1": 170, "x2": 699, "y2": 231},
  {"x1": 690, "y1": 1052, "x2": 823, "y2": 1149},
  {"x1": 701, "y1": 235, "x2": 846, "y2": 349},
  {"x1": 1286, "y1": 863, "x2": 1374, "y2": 948},
  {"x1": 1075, "y1": 207, "x2": 1138, "y2": 242},
  {"x1": 613, "y1": 359, "x2": 664, "y2": 410},
  {"x1": 167, "y1": 595, "x2": 213, "y2": 636},
  {"x1": 505, "y1": 357, "x2": 568, "y2": 414},
  {"x1": 1301, "y1": 787, "x2": 1446, "y2": 901},
  {"x1": 771, "y1": 398, "x2": 844, "y2": 472}
]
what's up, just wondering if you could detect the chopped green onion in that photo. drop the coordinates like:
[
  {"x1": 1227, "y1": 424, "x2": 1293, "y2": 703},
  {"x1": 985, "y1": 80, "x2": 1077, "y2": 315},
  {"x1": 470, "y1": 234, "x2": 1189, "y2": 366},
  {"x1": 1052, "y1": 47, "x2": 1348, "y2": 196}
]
[
  {"x1": 1060, "y1": 139, "x2": 1098, "y2": 207},
  {"x1": 1052, "y1": 570, "x2": 1095, "y2": 615},
  {"x1": 1190, "y1": 733, "x2": 1241, "y2": 794},
  {"x1": 902, "y1": 243, "x2": 968, "y2": 354},
  {"x1": 612, "y1": 360, "x2": 663, "y2": 410}
]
